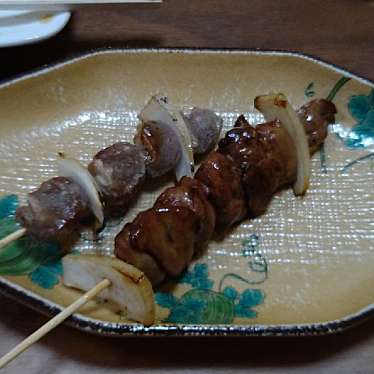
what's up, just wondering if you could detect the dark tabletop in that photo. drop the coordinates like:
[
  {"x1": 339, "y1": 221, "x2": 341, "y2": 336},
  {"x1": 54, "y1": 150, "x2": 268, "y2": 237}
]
[
  {"x1": 1, "y1": 0, "x2": 374, "y2": 81},
  {"x1": 1, "y1": 1, "x2": 374, "y2": 373}
]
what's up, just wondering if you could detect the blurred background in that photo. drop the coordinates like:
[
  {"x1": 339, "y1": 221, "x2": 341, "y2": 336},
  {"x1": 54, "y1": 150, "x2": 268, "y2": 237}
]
[{"x1": 0, "y1": 0, "x2": 373, "y2": 81}]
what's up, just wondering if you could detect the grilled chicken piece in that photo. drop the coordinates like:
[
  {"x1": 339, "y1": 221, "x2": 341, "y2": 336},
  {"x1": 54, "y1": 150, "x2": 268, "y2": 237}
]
[
  {"x1": 155, "y1": 177, "x2": 216, "y2": 253},
  {"x1": 115, "y1": 177, "x2": 215, "y2": 284},
  {"x1": 298, "y1": 99, "x2": 337, "y2": 154},
  {"x1": 218, "y1": 116, "x2": 297, "y2": 216},
  {"x1": 218, "y1": 100, "x2": 336, "y2": 216},
  {"x1": 114, "y1": 225, "x2": 166, "y2": 285},
  {"x1": 195, "y1": 151, "x2": 247, "y2": 232},
  {"x1": 115, "y1": 206, "x2": 197, "y2": 283},
  {"x1": 134, "y1": 121, "x2": 182, "y2": 178},
  {"x1": 16, "y1": 177, "x2": 91, "y2": 244},
  {"x1": 183, "y1": 107, "x2": 223, "y2": 154},
  {"x1": 116, "y1": 206, "x2": 197, "y2": 280},
  {"x1": 218, "y1": 116, "x2": 297, "y2": 186},
  {"x1": 88, "y1": 142, "x2": 146, "y2": 217}
]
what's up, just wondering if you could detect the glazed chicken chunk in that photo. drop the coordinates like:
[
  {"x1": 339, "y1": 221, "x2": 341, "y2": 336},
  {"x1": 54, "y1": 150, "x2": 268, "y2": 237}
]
[
  {"x1": 195, "y1": 151, "x2": 247, "y2": 232},
  {"x1": 115, "y1": 177, "x2": 215, "y2": 284}
]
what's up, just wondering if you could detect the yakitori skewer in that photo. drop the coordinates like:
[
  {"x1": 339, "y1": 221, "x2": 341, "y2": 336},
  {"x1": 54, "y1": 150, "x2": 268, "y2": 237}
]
[
  {"x1": 0, "y1": 95, "x2": 336, "y2": 280},
  {"x1": 0, "y1": 96, "x2": 224, "y2": 368},
  {"x1": 115, "y1": 95, "x2": 337, "y2": 284},
  {"x1": 0, "y1": 94, "x2": 337, "y2": 370},
  {"x1": 0, "y1": 95, "x2": 223, "y2": 250}
]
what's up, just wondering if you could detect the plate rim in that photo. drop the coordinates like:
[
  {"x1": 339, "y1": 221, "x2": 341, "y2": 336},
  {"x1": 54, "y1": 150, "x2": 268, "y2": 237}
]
[
  {"x1": 1, "y1": 275, "x2": 373, "y2": 337},
  {"x1": 1, "y1": 47, "x2": 374, "y2": 337},
  {"x1": 1, "y1": 47, "x2": 374, "y2": 89}
]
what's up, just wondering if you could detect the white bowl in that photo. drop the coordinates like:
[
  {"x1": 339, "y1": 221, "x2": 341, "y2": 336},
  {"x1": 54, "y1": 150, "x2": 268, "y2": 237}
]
[{"x1": 0, "y1": 10, "x2": 71, "y2": 47}]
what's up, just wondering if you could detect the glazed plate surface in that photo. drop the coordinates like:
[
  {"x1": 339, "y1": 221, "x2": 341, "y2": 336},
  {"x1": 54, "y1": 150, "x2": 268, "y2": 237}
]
[{"x1": 0, "y1": 49, "x2": 373, "y2": 336}]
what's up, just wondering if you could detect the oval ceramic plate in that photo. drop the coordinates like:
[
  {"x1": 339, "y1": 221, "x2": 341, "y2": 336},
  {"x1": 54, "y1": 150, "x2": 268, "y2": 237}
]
[
  {"x1": 0, "y1": 49, "x2": 373, "y2": 337},
  {"x1": 0, "y1": 10, "x2": 70, "y2": 47}
]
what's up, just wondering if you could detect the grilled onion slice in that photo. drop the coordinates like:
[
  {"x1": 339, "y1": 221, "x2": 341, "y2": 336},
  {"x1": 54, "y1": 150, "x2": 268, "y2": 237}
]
[
  {"x1": 63, "y1": 254, "x2": 155, "y2": 325},
  {"x1": 58, "y1": 153, "x2": 104, "y2": 225},
  {"x1": 139, "y1": 95, "x2": 194, "y2": 181},
  {"x1": 255, "y1": 93, "x2": 310, "y2": 195}
]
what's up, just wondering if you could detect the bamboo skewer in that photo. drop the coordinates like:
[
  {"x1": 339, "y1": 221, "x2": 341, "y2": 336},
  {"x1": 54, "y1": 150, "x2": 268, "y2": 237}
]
[
  {"x1": 0, "y1": 278, "x2": 111, "y2": 369},
  {"x1": 0, "y1": 228, "x2": 26, "y2": 250}
]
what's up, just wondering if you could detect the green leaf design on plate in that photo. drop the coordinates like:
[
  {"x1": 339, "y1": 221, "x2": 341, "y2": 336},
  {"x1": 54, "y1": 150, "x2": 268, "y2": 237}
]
[
  {"x1": 0, "y1": 195, "x2": 18, "y2": 219},
  {"x1": 222, "y1": 286, "x2": 238, "y2": 301},
  {"x1": 155, "y1": 292, "x2": 178, "y2": 309},
  {"x1": 234, "y1": 288, "x2": 265, "y2": 319},
  {"x1": 165, "y1": 289, "x2": 235, "y2": 324},
  {"x1": 30, "y1": 259, "x2": 63, "y2": 289},
  {"x1": 0, "y1": 231, "x2": 59, "y2": 276},
  {"x1": 305, "y1": 82, "x2": 315, "y2": 98},
  {"x1": 156, "y1": 238, "x2": 267, "y2": 324},
  {"x1": 178, "y1": 263, "x2": 213, "y2": 290},
  {"x1": 345, "y1": 108, "x2": 374, "y2": 148},
  {"x1": 349, "y1": 94, "x2": 371, "y2": 121},
  {"x1": 333, "y1": 88, "x2": 374, "y2": 149}
]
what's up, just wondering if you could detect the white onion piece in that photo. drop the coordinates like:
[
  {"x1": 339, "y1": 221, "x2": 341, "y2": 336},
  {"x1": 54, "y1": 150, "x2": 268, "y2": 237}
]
[
  {"x1": 174, "y1": 110, "x2": 195, "y2": 179},
  {"x1": 254, "y1": 93, "x2": 310, "y2": 196},
  {"x1": 139, "y1": 95, "x2": 194, "y2": 180},
  {"x1": 62, "y1": 254, "x2": 155, "y2": 325},
  {"x1": 58, "y1": 153, "x2": 104, "y2": 225}
]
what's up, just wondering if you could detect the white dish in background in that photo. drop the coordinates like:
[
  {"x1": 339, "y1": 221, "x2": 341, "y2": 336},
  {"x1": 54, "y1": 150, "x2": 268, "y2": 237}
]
[
  {"x1": 0, "y1": 10, "x2": 70, "y2": 47},
  {"x1": 0, "y1": 10, "x2": 30, "y2": 18}
]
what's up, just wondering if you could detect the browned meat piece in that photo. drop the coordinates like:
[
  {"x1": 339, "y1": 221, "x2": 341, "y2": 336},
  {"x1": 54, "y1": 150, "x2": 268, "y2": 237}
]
[
  {"x1": 298, "y1": 99, "x2": 337, "y2": 154},
  {"x1": 218, "y1": 116, "x2": 296, "y2": 185},
  {"x1": 115, "y1": 206, "x2": 197, "y2": 282},
  {"x1": 218, "y1": 116, "x2": 296, "y2": 216},
  {"x1": 16, "y1": 177, "x2": 91, "y2": 244},
  {"x1": 242, "y1": 156, "x2": 282, "y2": 217},
  {"x1": 114, "y1": 226, "x2": 166, "y2": 285},
  {"x1": 255, "y1": 121, "x2": 297, "y2": 187},
  {"x1": 218, "y1": 100, "x2": 336, "y2": 217},
  {"x1": 115, "y1": 177, "x2": 215, "y2": 283},
  {"x1": 245, "y1": 121, "x2": 297, "y2": 216},
  {"x1": 183, "y1": 108, "x2": 223, "y2": 154},
  {"x1": 88, "y1": 142, "x2": 146, "y2": 217},
  {"x1": 218, "y1": 115, "x2": 260, "y2": 172},
  {"x1": 155, "y1": 177, "x2": 216, "y2": 252},
  {"x1": 134, "y1": 121, "x2": 181, "y2": 178},
  {"x1": 195, "y1": 152, "x2": 247, "y2": 232}
]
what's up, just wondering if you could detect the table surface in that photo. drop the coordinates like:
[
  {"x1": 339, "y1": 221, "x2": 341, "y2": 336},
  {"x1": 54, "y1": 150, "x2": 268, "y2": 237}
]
[{"x1": 1, "y1": 1, "x2": 374, "y2": 373}]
